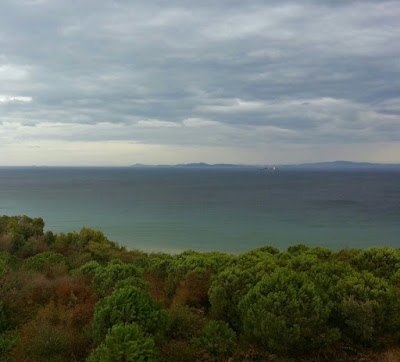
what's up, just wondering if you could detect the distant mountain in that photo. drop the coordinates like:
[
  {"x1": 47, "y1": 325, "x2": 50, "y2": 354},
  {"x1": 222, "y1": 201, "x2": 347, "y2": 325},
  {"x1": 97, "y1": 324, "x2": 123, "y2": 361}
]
[
  {"x1": 130, "y1": 161, "x2": 400, "y2": 170},
  {"x1": 176, "y1": 163, "x2": 257, "y2": 168},
  {"x1": 130, "y1": 163, "x2": 256, "y2": 168}
]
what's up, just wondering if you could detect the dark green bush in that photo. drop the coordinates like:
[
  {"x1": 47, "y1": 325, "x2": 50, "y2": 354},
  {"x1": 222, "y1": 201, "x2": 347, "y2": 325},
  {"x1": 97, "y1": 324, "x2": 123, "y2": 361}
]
[
  {"x1": 76, "y1": 260, "x2": 101, "y2": 278},
  {"x1": 192, "y1": 320, "x2": 236, "y2": 358},
  {"x1": 92, "y1": 286, "x2": 170, "y2": 344},
  {"x1": 24, "y1": 252, "x2": 68, "y2": 273},
  {"x1": 91, "y1": 259, "x2": 142, "y2": 297},
  {"x1": 209, "y1": 267, "x2": 257, "y2": 330},
  {"x1": 351, "y1": 247, "x2": 400, "y2": 279},
  {"x1": 239, "y1": 268, "x2": 338, "y2": 354},
  {"x1": 87, "y1": 323, "x2": 157, "y2": 362},
  {"x1": 330, "y1": 271, "x2": 397, "y2": 346}
]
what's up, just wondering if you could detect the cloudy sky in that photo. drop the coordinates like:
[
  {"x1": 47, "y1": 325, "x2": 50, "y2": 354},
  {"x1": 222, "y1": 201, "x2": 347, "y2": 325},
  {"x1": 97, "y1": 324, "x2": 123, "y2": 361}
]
[{"x1": 1, "y1": 0, "x2": 399, "y2": 165}]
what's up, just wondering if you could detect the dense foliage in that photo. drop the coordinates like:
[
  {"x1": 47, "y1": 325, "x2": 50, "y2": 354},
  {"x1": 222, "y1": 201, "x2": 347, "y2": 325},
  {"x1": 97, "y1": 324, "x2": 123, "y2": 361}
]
[{"x1": 1, "y1": 215, "x2": 400, "y2": 361}]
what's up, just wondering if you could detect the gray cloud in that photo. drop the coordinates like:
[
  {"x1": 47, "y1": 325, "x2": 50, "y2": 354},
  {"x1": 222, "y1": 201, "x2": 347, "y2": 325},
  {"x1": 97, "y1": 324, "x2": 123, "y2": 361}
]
[{"x1": 0, "y1": 0, "x2": 399, "y2": 164}]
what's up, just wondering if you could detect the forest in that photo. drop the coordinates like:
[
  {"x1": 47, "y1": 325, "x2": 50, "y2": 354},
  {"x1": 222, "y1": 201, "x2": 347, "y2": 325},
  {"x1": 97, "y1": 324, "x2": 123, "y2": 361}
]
[{"x1": 1, "y1": 215, "x2": 400, "y2": 361}]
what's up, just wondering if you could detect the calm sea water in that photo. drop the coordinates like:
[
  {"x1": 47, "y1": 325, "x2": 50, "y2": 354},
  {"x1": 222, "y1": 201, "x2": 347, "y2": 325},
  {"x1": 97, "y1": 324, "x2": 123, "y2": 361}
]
[{"x1": 0, "y1": 167, "x2": 399, "y2": 253}]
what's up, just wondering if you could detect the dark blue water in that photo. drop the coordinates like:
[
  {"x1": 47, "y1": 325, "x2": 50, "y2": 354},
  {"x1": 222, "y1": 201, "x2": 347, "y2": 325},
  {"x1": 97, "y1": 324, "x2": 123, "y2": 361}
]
[{"x1": 0, "y1": 167, "x2": 399, "y2": 252}]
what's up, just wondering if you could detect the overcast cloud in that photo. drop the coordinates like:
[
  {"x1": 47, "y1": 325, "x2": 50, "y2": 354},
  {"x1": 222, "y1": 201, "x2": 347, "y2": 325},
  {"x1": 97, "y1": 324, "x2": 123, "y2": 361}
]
[{"x1": 1, "y1": 0, "x2": 399, "y2": 165}]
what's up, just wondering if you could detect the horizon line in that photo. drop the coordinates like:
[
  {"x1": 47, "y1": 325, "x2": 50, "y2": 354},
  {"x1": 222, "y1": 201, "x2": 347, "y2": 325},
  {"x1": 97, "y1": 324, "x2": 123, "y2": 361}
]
[{"x1": 1, "y1": 160, "x2": 400, "y2": 168}]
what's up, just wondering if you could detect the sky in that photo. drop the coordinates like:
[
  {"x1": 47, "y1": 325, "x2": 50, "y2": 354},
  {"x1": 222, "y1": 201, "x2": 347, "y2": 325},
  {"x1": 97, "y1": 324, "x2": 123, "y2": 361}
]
[{"x1": 0, "y1": 0, "x2": 399, "y2": 166}]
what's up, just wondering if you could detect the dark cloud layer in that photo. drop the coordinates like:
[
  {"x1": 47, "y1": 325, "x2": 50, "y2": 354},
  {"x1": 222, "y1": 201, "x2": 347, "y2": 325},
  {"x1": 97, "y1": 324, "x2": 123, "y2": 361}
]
[{"x1": 0, "y1": 0, "x2": 399, "y2": 164}]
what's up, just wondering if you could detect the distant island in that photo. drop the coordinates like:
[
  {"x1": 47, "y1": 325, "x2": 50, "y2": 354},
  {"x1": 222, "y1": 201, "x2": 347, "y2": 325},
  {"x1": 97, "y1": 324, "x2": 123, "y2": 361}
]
[
  {"x1": 130, "y1": 162, "x2": 256, "y2": 169},
  {"x1": 131, "y1": 161, "x2": 400, "y2": 170}
]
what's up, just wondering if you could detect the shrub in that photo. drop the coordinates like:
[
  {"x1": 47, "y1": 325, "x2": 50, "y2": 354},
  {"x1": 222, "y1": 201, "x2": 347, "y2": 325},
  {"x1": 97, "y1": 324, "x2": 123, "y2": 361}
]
[
  {"x1": 92, "y1": 286, "x2": 170, "y2": 344},
  {"x1": 0, "y1": 252, "x2": 17, "y2": 277},
  {"x1": 351, "y1": 247, "x2": 400, "y2": 279},
  {"x1": 0, "y1": 332, "x2": 19, "y2": 357},
  {"x1": 91, "y1": 259, "x2": 142, "y2": 297},
  {"x1": 239, "y1": 268, "x2": 337, "y2": 354},
  {"x1": 0, "y1": 216, "x2": 44, "y2": 254},
  {"x1": 209, "y1": 267, "x2": 257, "y2": 330},
  {"x1": 24, "y1": 252, "x2": 68, "y2": 273},
  {"x1": 114, "y1": 277, "x2": 149, "y2": 292},
  {"x1": 192, "y1": 320, "x2": 236, "y2": 358},
  {"x1": 75, "y1": 260, "x2": 101, "y2": 278},
  {"x1": 87, "y1": 323, "x2": 157, "y2": 362},
  {"x1": 330, "y1": 271, "x2": 397, "y2": 346}
]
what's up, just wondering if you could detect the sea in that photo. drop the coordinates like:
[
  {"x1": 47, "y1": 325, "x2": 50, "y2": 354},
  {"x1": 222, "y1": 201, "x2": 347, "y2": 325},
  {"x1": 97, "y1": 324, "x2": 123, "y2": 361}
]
[{"x1": 0, "y1": 167, "x2": 399, "y2": 253}]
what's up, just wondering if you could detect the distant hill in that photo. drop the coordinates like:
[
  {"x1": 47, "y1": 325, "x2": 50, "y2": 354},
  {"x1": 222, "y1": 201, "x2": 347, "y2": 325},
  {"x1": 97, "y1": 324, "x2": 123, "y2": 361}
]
[
  {"x1": 130, "y1": 161, "x2": 400, "y2": 170},
  {"x1": 130, "y1": 163, "x2": 256, "y2": 168}
]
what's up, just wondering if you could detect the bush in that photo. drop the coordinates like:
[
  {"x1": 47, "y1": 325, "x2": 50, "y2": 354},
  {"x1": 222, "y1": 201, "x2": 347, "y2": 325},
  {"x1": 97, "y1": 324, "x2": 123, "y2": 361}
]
[
  {"x1": 75, "y1": 260, "x2": 101, "y2": 278},
  {"x1": 330, "y1": 271, "x2": 397, "y2": 346},
  {"x1": 209, "y1": 267, "x2": 257, "y2": 330},
  {"x1": 92, "y1": 287, "x2": 170, "y2": 344},
  {"x1": 192, "y1": 320, "x2": 236, "y2": 358},
  {"x1": 87, "y1": 323, "x2": 157, "y2": 362},
  {"x1": 91, "y1": 259, "x2": 142, "y2": 297},
  {"x1": 167, "y1": 251, "x2": 234, "y2": 281},
  {"x1": 0, "y1": 216, "x2": 44, "y2": 254},
  {"x1": 0, "y1": 332, "x2": 19, "y2": 357},
  {"x1": 0, "y1": 252, "x2": 17, "y2": 277},
  {"x1": 24, "y1": 252, "x2": 68, "y2": 273},
  {"x1": 239, "y1": 268, "x2": 337, "y2": 354},
  {"x1": 114, "y1": 277, "x2": 149, "y2": 292},
  {"x1": 351, "y1": 247, "x2": 400, "y2": 279},
  {"x1": 0, "y1": 216, "x2": 44, "y2": 240}
]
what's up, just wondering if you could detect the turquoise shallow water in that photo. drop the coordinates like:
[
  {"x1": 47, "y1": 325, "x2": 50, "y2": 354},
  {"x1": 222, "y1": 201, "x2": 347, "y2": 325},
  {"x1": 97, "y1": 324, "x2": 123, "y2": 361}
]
[{"x1": 0, "y1": 167, "x2": 399, "y2": 253}]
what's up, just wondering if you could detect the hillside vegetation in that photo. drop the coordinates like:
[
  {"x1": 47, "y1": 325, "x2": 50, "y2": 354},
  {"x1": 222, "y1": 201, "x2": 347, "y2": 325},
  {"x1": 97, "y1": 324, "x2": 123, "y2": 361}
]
[{"x1": 1, "y1": 215, "x2": 400, "y2": 361}]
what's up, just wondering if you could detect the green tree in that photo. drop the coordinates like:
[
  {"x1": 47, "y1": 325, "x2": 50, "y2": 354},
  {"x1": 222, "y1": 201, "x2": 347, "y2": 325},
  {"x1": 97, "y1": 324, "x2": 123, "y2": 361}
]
[
  {"x1": 0, "y1": 215, "x2": 44, "y2": 240},
  {"x1": 168, "y1": 250, "x2": 234, "y2": 281},
  {"x1": 24, "y1": 252, "x2": 68, "y2": 273},
  {"x1": 0, "y1": 215, "x2": 44, "y2": 254},
  {"x1": 91, "y1": 259, "x2": 142, "y2": 297},
  {"x1": 234, "y1": 248, "x2": 277, "y2": 273},
  {"x1": 239, "y1": 268, "x2": 337, "y2": 354},
  {"x1": 92, "y1": 286, "x2": 170, "y2": 344},
  {"x1": 330, "y1": 271, "x2": 397, "y2": 346},
  {"x1": 114, "y1": 277, "x2": 149, "y2": 292},
  {"x1": 209, "y1": 267, "x2": 258, "y2": 330},
  {"x1": 76, "y1": 260, "x2": 101, "y2": 278},
  {"x1": 309, "y1": 260, "x2": 356, "y2": 298},
  {"x1": 192, "y1": 320, "x2": 236, "y2": 358},
  {"x1": 87, "y1": 323, "x2": 157, "y2": 362},
  {"x1": 351, "y1": 247, "x2": 400, "y2": 279}
]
